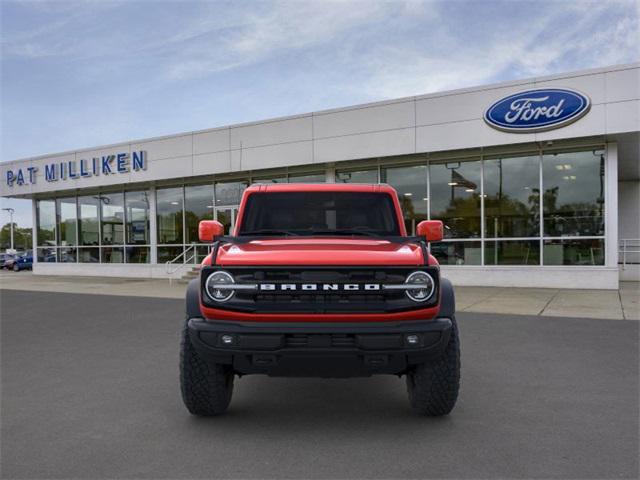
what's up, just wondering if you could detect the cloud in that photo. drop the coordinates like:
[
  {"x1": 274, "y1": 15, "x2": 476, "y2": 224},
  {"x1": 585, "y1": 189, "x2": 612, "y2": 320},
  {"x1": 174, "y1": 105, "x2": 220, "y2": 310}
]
[
  {"x1": 163, "y1": 1, "x2": 403, "y2": 80},
  {"x1": 351, "y1": 0, "x2": 639, "y2": 99}
]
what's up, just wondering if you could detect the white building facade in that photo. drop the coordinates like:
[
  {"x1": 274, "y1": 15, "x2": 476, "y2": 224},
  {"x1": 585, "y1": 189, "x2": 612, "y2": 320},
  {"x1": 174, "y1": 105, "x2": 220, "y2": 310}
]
[{"x1": 2, "y1": 63, "x2": 639, "y2": 289}]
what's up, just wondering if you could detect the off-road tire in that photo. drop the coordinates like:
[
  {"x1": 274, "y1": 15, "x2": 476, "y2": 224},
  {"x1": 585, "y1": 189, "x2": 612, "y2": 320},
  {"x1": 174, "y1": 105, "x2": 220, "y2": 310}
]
[
  {"x1": 406, "y1": 316, "x2": 460, "y2": 416},
  {"x1": 180, "y1": 318, "x2": 234, "y2": 416}
]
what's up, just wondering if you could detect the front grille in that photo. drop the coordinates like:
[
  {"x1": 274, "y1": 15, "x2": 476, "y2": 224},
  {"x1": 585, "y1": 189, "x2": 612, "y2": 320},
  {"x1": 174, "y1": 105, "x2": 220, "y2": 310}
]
[
  {"x1": 201, "y1": 266, "x2": 439, "y2": 313},
  {"x1": 254, "y1": 294, "x2": 389, "y2": 303}
]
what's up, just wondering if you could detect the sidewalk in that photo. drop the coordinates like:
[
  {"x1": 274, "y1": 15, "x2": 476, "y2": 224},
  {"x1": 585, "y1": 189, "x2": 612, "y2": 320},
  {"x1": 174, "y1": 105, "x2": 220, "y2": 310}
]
[{"x1": 1, "y1": 271, "x2": 638, "y2": 320}]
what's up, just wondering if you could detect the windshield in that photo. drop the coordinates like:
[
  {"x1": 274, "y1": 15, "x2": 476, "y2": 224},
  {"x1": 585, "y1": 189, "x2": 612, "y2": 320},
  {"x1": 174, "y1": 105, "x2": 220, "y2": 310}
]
[{"x1": 238, "y1": 192, "x2": 401, "y2": 236}]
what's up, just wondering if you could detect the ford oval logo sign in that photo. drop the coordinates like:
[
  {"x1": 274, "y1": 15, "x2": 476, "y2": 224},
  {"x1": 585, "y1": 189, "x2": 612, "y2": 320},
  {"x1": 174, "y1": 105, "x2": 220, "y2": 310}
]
[{"x1": 484, "y1": 88, "x2": 591, "y2": 133}]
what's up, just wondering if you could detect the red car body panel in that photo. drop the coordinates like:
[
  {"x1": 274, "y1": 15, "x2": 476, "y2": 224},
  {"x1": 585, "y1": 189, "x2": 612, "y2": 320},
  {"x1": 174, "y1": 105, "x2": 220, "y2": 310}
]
[
  {"x1": 199, "y1": 304, "x2": 441, "y2": 323},
  {"x1": 199, "y1": 183, "x2": 440, "y2": 322},
  {"x1": 216, "y1": 238, "x2": 425, "y2": 266}
]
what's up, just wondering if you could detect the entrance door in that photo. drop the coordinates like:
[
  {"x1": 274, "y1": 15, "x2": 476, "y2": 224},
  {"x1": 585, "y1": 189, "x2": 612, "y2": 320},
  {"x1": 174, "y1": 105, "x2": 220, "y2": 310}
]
[{"x1": 215, "y1": 207, "x2": 239, "y2": 235}]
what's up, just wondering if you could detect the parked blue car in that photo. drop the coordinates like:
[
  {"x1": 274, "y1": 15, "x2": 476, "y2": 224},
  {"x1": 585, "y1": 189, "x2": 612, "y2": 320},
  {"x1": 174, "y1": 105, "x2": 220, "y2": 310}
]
[{"x1": 12, "y1": 253, "x2": 33, "y2": 271}]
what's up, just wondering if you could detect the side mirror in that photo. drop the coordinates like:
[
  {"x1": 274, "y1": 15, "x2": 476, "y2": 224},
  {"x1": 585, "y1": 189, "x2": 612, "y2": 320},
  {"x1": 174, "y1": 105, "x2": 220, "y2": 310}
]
[
  {"x1": 416, "y1": 220, "x2": 443, "y2": 242},
  {"x1": 199, "y1": 220, "x2": 224, "y2": 242}
]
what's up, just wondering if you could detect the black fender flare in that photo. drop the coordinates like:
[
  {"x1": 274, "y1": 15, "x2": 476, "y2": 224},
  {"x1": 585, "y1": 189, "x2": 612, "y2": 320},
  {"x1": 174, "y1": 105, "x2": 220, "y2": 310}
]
[
  {"x1": 186, "y1": 278, "x2": 202, "y2": 319},
  {"x1": 438, "y1": 277, "x2": 456, "y2": 318}
]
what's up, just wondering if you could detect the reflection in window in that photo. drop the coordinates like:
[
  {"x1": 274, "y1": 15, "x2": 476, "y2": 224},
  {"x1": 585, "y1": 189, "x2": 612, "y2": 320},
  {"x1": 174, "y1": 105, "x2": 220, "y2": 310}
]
[
  {"x1": 185, "y1": 184, "x2": 214, "y2": 243},
  {"x1": 431, "y1": 241, "x2": 481, "y2": 265},
  {"x1": 37, "y1": 246, "x2": 56, "y2": 262},
  {"x1": 336, "y1": 169, "x2": 378, "y2": 183},
  {"x1": 215, "y1": 208, "x2": 236, "y2": 236},
  {"x1": 78, "y1": 196, "x2": 100, "y2": 246},
  {"x1": 125, "y1": 191, "x2": 150, "y2": 245},
  {"x1": 126, "y1": 246, "x2": 150, "y2": 263},
  {"x1": 288, "y1": 172, "x2": 325, "y2": 183},
  {"x1": 215, "y1": 181, "x2": 247, "y2": 205},
  {"x1": 157, "y1": 187, "x2": 183, "y2": 244},
  {"x1": 56, "y1": 198, "x2": 77, "y2": 246},
  {"x1": 485, "y1": 240, "x2": 540, "y2": 265},
  {"x1": 100, "y1": 193, "x2": 124, "y2": 245},
  {"x1": 78, "y1": 247, "x2": 99, "y2": 263},
  {"x1": 430, "y1": 160, "x2": 481, "y2": 238},
  {"x1": 58, "y1": 246, "x2": 76, "y2": 263},
  {"x1": 382, "y1": 165, "x2": 428, "y2": 235},
  {"x1": 101, "y1": 247, "x2": 124, "y2": 263},
  {"x1": 37, "y1": 200, "x2": 56, "y2": 246},
  {"x1": 158, "y1": 246, "x2": 184, "y2": 263},
  {"x1": 543, "y1": 238, "x2": 604, "y2": 265},
  {"x1": 484, "y1": 156, "x2": 540, "y2": 238},
  {"x1": 196, "y1": 245, "x2": 212, "y2": 263},
  {"x1": 542, "y1": 150, "x2": 605, "y2": 237}
]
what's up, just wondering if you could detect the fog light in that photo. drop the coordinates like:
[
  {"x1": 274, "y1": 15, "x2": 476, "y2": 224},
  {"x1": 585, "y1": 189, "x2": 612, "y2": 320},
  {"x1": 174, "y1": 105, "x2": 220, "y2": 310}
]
[
  {"x1": 406, "y1": 334, "x2": 420, "y2": 345},
  {"x1": 221, "y1": 334, "x2": 234, "y2": 345}
]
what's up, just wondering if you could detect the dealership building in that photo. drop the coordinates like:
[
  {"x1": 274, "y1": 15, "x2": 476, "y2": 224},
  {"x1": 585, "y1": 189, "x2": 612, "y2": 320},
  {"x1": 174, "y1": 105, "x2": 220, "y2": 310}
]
[{"x1": 1, "y1": 63, "x2": 638, "y2": 289}]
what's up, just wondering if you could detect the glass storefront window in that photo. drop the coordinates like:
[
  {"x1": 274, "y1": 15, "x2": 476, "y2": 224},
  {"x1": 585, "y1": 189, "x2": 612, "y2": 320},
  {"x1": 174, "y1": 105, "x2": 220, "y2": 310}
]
[
  {"x1": 185, "y1": 184, "x2": 214, "y2": 244},
  {"x1": 382, "y1": 165, "x2": 428, "y2": 235},
  {"x1": 125, "y1": 191, "x2": 150, "y2": 246},
  {"x1": 126, "y1": 246, "x2": 150, "y2": 264},
  {"x1": 56, "y1": 197, "x2": 77, "y2": 246},
  {"x1": 58, "y1": 246, "x2": 77, "y2": 263},
  {"x1": 157, "y1": 246, "x2": 184, "y2": 264},
  {"x1": 543, "y1": 238, "x2": 604, "y2": 265},
  {"x1": 288, "y1": 172, "x2": 325, "y2": 183},
  {"x1": 157, "y1": 187, "x2": 183, "y2": 244},
  {"x1": 78, "y1": 196, "x2": 100, "y2": 246},
  {"x1": 431, "y1": 241, "x2": 482, "y2": 265},
  {"x1": 101, "y1": 246, "x2": 124, "y2": 263},
  {"x1": 196, "y1": 245, "x2": 212, "y2": 263},
  {"x1": 37, "y1": 246, "x2": 56, "y2": 262},
  {"x1": 484, "y1": 155, "x2": 540, "y2": 238},
  {"x1": 29, "y1": 147, "x2": 607, "y2": 268},
  {"x1": 542, "y1": 150, "x2": 605, "y2": 237},
  {"x1": 430, "y1": 160, "x2": 481, "y2": 238},
  {"x1": 36, "y1": 200, "x2": 56, "y2": 246},
  {"x1": 336, "y1": 169, "x2": 378, "y2": 183},
  {"x1": 215, "y1": 181, "x2": 247, "y2": 206},
  {"x1": 100, "y1": 193, "x2": 124, "y2": 245},
  {"x1": 78, "y1": 247, "x2": 100, "y2": 263},
  {"x1": 215, "y1": 207, "x2": 237, "y2": 236},
  {"x1": 485, "y1": 240, "x2": 540, "y2": 265}
]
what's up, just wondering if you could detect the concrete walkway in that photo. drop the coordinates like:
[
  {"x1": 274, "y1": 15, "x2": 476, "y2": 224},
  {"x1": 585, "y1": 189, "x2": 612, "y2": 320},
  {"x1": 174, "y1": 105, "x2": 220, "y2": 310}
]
[{"x1": 1, "y1": 270, "x2": 638, "y2": 320}]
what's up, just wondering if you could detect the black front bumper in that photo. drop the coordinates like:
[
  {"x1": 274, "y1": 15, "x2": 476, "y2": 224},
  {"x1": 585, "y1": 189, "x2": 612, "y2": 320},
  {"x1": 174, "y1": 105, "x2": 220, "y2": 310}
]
[{"x1": 188, "y1": 318, "x2": 452, "y2": 377}]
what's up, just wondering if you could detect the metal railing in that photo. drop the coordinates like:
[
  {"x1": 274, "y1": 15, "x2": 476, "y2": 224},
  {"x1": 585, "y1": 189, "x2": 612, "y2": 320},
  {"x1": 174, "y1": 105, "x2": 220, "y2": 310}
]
[
  {"x1": 166, "y1": 243, "x2": 199, "y2": 281},
  {"x1": 619, "y1": 238, "x2": 640, "y2": 269}
]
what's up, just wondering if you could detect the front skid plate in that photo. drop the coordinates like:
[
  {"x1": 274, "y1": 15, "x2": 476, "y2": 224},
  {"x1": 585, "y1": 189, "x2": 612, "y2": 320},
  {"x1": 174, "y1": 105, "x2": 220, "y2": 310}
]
[{"x1": 187, "y1": 318, "x2": 452, "y2": 377}]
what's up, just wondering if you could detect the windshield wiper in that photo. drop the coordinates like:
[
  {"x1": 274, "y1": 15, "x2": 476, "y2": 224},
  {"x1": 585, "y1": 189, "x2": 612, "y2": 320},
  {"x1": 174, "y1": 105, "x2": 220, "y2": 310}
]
[{"x1": 240, "y1": 229, "x2": 300, "y2": 236}]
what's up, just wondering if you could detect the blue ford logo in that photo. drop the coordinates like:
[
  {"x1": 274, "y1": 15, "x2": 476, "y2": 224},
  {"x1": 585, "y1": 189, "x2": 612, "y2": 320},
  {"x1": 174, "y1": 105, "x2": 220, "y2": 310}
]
[{"x1": 484, "y1": 88, "x2": 591, "y2": 133}]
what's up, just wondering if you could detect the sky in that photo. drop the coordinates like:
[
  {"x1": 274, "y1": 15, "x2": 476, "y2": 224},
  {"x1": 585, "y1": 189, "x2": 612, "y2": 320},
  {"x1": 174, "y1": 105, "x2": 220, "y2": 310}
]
[{"x1": 1, "y1": 0, "x2": 639, "y2": 228}]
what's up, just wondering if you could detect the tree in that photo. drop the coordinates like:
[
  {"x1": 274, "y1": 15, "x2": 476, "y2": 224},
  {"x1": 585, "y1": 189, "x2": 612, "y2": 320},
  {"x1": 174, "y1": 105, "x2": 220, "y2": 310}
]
[{"x1": 0, "y1": 223, "x2": 32, "y2": 251}]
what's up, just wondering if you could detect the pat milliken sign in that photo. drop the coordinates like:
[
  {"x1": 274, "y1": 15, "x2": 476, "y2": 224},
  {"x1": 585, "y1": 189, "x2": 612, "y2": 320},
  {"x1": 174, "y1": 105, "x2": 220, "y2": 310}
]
[
  {"x1": 5, "y1": 151, "x2": 147, "y2": 187},
  {"x1": 484, "y1": 88, "x2": 591, "y2": 133}
]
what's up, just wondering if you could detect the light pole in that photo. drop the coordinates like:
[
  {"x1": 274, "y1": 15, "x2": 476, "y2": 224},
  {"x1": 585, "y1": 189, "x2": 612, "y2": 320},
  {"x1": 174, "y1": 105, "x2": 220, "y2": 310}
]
[{"x1": 2, "y1": 207, "x2": 15, "y2": 251}]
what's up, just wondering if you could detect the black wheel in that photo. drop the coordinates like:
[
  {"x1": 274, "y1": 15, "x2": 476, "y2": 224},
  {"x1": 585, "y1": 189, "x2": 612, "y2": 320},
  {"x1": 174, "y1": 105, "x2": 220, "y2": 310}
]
[
  {"x1": 180, "y1": 318, "x2": 234, "y2": 416},
  {"x1": 13, "y1": 264, "x2": 19, "y2": 272},
  {"x1": 406, "y1": 316, "x2": 460, "y2": 416}
]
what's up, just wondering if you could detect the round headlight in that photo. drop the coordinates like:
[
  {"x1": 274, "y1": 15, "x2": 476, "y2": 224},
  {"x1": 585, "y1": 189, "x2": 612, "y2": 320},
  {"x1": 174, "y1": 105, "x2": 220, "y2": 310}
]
[
  {"x1": 405, "y1": 271, "x2": 435, "y2": 302},
  {"x1": 205, "y1": 270, "x2": 235, "y2": 302}
]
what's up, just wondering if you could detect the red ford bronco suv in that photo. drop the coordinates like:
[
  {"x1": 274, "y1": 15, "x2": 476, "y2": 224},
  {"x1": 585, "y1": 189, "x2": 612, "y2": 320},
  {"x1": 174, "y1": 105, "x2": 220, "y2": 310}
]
[{"x1": 181, "y1": 183, "x2": 460, "y2": 416}]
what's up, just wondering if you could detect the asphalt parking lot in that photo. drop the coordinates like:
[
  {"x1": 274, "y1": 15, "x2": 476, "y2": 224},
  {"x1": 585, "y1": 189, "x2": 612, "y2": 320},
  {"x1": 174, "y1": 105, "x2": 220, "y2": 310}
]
[{"x1": 1, "y1": 290, "x2": 638, "y2": 479}]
